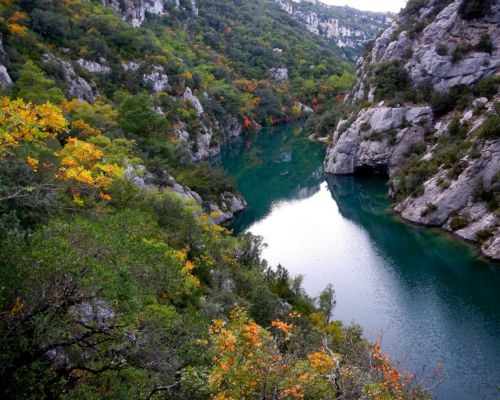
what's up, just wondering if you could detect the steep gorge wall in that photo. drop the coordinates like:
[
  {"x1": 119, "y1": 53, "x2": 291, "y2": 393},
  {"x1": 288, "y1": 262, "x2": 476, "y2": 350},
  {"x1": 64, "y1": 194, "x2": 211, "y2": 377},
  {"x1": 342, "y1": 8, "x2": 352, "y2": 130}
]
[
  {"x1": 324, "y1": 0, "x2": 500, "y2": 259},
  {"x1": 274, "y1": 0, "x2": 392, "y2": 57}
]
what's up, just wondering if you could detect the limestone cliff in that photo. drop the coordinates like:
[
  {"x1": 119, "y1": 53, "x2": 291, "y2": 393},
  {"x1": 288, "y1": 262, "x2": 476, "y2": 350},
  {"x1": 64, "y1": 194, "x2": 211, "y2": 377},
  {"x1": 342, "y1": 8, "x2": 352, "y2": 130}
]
[
  {"x1": 324, "y1": 0, "x2": 500, "y2": 259},
  {"x1": 274, "y1": 0, "x2": 392, "y2": 58}
]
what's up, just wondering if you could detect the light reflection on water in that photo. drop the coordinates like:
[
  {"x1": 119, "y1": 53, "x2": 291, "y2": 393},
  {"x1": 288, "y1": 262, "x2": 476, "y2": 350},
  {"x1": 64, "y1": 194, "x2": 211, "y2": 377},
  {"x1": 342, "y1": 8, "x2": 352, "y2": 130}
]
[{"x1": 218, "y1": 124, "x2": 500, "y2": 400}]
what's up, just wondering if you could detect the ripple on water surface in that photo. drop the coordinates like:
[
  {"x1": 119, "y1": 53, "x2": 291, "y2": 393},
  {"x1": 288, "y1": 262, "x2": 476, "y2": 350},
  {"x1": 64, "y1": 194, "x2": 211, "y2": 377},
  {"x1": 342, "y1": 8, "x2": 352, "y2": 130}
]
[{"x1": 218, "y1": 124, "x2": 500, "y2": 400}]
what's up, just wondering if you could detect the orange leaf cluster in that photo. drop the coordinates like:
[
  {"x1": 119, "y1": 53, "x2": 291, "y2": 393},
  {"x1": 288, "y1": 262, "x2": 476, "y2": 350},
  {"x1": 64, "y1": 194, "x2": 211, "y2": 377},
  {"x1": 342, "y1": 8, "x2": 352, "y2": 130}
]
[
  {"x1": 307, "y1": 351, "x2": 335, "y2": 374},
  {"x1": 271, "y1": 319, "x2": 293, "y2": 337},
  {"x1": 371, "y1": 341, "x2": 405, "y2": 399}
]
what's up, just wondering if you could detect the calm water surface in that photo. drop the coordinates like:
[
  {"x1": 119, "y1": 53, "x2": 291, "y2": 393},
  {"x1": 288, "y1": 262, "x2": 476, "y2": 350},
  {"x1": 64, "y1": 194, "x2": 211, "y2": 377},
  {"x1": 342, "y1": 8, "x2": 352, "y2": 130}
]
[{"x1": 217, "y1": 124, "x2": 500, "y2": 400}]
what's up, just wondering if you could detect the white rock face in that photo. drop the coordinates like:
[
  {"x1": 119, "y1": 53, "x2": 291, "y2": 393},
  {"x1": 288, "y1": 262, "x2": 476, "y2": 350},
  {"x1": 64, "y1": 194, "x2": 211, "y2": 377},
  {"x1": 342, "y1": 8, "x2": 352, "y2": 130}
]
[
  {"x1": 324, "y1": 0, "x2": 500, "y2": 259},
  {"x1": 183, "y1": 87, "x2": 204, "y2": 115},
  {"x1": 0, "y1": 36, "x2": 11, "y2": 86},
  {"x1": 381, "y1": 0, "x2": 499, "y2": 92},
  {"x1": 143, "y1": 65, "x2": 168, "y2": 93},
  {"x1": 324, "y1": 106, "x2": 432, "y2": 174},
  {"x1": 269, "y1": 67, "x2": 289, "y2": 81},
  {"x1": 41, "y1": 53, "x2": 97, "y2": 103},
  {"x1": 100, "y1": 0, "x2": 166, "y2": 27},
  {"x1": 174, "y1": 121, "x2": 221, "y2": 162},
  {"x1": 77, "y1": 58, "x2": 111, "y2": 74},
  {"x1": 0, "y1": 65, "x2": 11, "y2": 85},
  {"x1": 274, "y1": 0, "x2": 391, "y2": 54},
  {"x1": 122, "y1": 61, "x2": 140, "y2": 71},
  {"x1": 190, "y1": 0, "x2": 199, "y2": 16}
]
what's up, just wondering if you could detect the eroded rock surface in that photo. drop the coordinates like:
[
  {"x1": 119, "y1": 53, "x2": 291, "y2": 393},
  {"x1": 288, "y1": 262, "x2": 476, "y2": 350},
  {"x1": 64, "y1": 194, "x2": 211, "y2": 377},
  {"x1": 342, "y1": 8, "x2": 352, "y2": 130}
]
[{"x1": 324, "y1": 0, "x2": 500, "y2": 259}]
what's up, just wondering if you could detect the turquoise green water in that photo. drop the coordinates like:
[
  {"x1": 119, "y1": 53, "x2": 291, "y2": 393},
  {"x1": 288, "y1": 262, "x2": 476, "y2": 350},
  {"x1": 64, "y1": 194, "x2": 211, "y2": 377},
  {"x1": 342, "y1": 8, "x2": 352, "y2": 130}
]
[{"x1": 217, "y1": 124, "x2": 500, "y2": 400}]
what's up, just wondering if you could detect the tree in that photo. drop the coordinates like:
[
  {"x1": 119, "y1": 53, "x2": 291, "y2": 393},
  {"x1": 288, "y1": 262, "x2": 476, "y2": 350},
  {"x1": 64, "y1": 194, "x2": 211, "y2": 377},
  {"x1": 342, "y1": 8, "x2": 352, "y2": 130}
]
[
  {"x1": 118, "y1": 93, "x2": 168, "y2": 138},
  {"x1": 318, "y1": 284, "x2": 336, "y2": 324},
  {"x1": 0, "y1": 97, "x2": 118, "y2": 208},
  {"x1": 0, "y1": 210, "x2": 199, "y2": 398},
  {"x1": 372, "y1": 61, "x2": 411, "y2": 102},
  {"x1": 13, "y1": 61, "x2": 64, "y2": 105}
]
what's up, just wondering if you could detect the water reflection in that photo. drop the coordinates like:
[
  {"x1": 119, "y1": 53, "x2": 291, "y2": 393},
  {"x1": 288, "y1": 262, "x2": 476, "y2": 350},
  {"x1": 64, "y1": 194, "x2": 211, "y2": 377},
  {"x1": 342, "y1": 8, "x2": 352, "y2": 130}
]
[
  {"x1": 217, "y1": 125, "x2": 325, "y2": 232},
  {"x1": 218, "y1": 124, "x2": 500, "y2": 400}
]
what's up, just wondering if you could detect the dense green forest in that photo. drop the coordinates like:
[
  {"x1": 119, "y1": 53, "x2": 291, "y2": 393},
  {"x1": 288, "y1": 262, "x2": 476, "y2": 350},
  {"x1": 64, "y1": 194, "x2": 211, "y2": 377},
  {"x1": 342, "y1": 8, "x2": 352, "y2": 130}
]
[{"x1": 0, "y1": 0, "x2": 433, "y2": 398}]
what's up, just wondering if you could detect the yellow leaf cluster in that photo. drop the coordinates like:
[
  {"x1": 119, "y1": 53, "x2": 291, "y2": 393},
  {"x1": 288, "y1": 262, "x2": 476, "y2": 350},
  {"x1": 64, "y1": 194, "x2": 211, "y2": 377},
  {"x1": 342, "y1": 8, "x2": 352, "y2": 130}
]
[
  {"x1": 71, "y1": 119, "x2": 102, "y2": 137},
  {"x1": 0, "y1": 98, "x2": 67, "y2": 156},
  {"x1": 56, "y1": 138, "x2": 117, "y2": 190}
]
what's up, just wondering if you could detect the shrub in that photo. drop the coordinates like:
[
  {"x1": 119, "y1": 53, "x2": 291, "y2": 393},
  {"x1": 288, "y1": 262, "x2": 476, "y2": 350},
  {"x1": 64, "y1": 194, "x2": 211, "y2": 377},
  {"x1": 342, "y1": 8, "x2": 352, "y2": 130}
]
[
  {"x1": 30, "y1": 8, "x2": 69, "y2": 43},
  {"x1": 449, "y1": 214, "x2": 469, "y2": 231},
  {"x1": 176, "y1": 162, "x2": 236, "y2": 204},
  {"x1": 372, "y1": 61, "x2": 412, "y2": 102},
  {"x1": 459, "y1": 0, "x2": 494, "y2": 20},
  {"x1": 474, "y1": 76, "x2": 500, "y2": 99},
  {"x1": 475, "y1": 34, "x2": 493, "y2": 53},
  {"x1": 13, "y1": 60, "x2": 64, "y2": 104},
  {"x1": 401, "y1": 0, "x2": 427, "y2": 17},
  {"x1": 475, "y1": 228, "x2": 493, "y2": 243},
  {"x1": 430, "y1": 91, "x2": 454, "y2": 116},
  {"x1": 479, "y1": 114, "x2": 500, "y2": 140},
  {"x1": 360, "y1": 121, "x2": 371, "y2": 132},
  {"x1": 430, "y1": 85, "x2": 473, "y2": 116},
  {"x1": 118, "y1": 93, "x2": 169, "y2": 139},
  {"x1": 452, "y1": 43, "x2": 473, "y2": 63},
  {"x1": 436, "y1": 43, "x2": 448, "y2": 56},
  {"x1": 421, "y1": 202, "x2": 437, "y2": 217},
  {"x1": 402, "y1": 48, "x2": 414, "y2": 60}
]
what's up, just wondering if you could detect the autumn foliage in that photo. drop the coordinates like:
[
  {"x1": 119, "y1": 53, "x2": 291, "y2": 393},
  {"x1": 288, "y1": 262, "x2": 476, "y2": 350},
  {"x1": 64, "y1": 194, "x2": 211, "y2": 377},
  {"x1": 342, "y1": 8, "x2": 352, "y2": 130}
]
[
  {"x1": 191, "y1": 308, "x2": 341, "y2": 400},
  {"x1": 0, "y1": 97, "x2": 119, "y2": 205}
]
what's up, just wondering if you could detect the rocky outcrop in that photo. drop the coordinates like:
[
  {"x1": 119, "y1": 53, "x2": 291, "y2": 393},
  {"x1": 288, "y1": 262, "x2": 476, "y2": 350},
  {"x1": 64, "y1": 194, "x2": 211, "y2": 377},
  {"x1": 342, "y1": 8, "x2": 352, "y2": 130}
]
[
  {"x1": 269, "y1": 67, "x2": 289, "y2": 81},
  {"x1": 274, "y1": 0, "x2": 391, "y2": 57},
  {"x1": 396, "y1": 137, "x2": 499, "y2": 258},
  {"x1": 143, "y1": 65, "x2": 169, "y2": 93},
  {"x1": 183, "y1": 87, "x2": 204, "y2": 115},
  {"x1": 122, "y1": 61, "x2": 140, "y2": 71},
  {"x1": 100, "y1": 0, "x2": 166, "y2": 27},
  {"x1": 124, "y1": 164, "x2": 246, "y2": 223},
  {"x1": 209, "y1": 192, "x2": 248, "y2": 225},
  {"x1": 0, "y1": 65, "x2": 11, "y2": 86},
  {"x1": 216, "y1": 116, "x2": 243, "y2": 138},
  {"x1": 395, "y1": 1, "x2": 498, "y2": 91},
  {"x1": 41, "y1": 53, "x2": 97, "y2": 102},
  {"x1": 77, "y1": 58, "x2": 111, "y2": 74},
  {"x1": 350, "y1": 0, "x2": 500, "y2": 101},
  {"x1": 101, "y1": 0, "x2": 199, "y2": 26},
  {"x1": 325, "y1": 105, "x2": 432, "y2": 174},
  {"x1": 324, "y1": 0, "x2": 500, "y2": 259},
  {"x1": 0, "y1": 35, "x2": 11, "y2": 86},
  {"x1": 173, "y1": 121, "x2": 221, "y2": 162}
]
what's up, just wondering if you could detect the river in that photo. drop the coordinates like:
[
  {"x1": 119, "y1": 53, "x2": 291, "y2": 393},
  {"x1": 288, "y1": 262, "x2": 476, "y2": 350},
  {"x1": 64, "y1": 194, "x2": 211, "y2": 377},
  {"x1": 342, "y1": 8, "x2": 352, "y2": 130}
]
[{"x1": 216, "y1": 123, "x2": 500, "y2": 400}]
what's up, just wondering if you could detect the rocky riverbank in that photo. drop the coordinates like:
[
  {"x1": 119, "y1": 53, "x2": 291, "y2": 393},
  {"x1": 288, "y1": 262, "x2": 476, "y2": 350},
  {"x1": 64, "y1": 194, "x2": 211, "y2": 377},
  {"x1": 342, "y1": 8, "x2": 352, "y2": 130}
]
[{"x1": 324, "y1": 0, "x2": 500, "y2": 260}]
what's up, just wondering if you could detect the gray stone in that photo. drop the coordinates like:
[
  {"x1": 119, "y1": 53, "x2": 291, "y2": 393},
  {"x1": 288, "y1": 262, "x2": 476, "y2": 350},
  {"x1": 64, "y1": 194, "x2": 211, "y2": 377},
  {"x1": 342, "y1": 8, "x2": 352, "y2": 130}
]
[
  {"x1": 100, "y1": 0, "x2": 165, "y2": 27},
  {"x1": 183, "y1": 87, "x2": 204, "y2": 116},
  {"x1": 77, "y1": 58, "x2": 111, "y2": 74},
  {"x1": 143, "y1": 65, "x2": 168, "y2": 93},
  {"x1": 269, "y1": 67, "x2": 288, "y2": 81},
  {"x1": 41, "y1": 53, "x2": 96, "y2": 102},
  {"x1": 0, "y1": 65, "x2": 11, "y2": 85}
]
